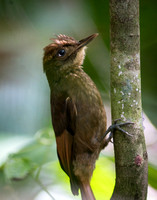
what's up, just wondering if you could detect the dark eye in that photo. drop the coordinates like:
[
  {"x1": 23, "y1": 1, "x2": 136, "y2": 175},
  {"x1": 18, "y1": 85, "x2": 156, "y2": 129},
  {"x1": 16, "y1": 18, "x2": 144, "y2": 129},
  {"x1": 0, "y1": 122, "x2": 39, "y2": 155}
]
[{"x1": 57, "y1": 49, "x2": 66, "y2": 57}]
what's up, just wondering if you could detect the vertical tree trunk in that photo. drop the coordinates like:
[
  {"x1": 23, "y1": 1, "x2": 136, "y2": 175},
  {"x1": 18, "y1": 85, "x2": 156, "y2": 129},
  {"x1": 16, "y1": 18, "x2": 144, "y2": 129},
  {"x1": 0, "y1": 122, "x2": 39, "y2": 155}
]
[{"x1": 109, "y1": 0, "x2": 148, "y2": 199}]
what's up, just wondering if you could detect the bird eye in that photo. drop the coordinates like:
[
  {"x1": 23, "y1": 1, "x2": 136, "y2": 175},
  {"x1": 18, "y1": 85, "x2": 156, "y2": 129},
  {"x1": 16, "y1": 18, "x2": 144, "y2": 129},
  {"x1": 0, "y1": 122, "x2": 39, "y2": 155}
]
[{"x1": 57, "y1": 49, "x2": 66, "y2": 57}]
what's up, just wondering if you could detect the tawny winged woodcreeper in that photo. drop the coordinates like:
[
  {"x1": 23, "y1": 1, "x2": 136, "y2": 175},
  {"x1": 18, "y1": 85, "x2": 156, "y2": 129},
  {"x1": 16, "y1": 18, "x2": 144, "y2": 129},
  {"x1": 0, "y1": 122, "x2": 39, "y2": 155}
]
[{"x1": 43, "y1": 33, "x2": 111, "y2": 200}]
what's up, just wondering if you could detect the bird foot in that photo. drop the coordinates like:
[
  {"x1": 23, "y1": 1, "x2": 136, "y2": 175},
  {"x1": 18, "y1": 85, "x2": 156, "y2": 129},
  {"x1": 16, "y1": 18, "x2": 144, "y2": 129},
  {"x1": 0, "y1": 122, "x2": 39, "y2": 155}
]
[{"x1": 101, "y1": 119, "x2": 134, "y2": 143}]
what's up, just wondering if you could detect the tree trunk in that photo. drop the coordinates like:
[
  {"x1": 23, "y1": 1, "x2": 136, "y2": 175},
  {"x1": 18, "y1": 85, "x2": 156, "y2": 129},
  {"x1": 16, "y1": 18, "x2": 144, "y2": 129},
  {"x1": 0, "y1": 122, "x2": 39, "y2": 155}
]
[{"x1": 109, "y1": 0, "x2": 148, "y2": 199}]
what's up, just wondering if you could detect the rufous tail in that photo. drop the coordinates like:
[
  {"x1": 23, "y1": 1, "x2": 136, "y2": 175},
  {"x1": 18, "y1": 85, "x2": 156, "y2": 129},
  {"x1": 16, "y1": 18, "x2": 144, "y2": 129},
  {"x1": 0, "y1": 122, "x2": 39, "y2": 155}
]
[{"x1": 80, "y1": 181, "x2": 95, "y2": 200}]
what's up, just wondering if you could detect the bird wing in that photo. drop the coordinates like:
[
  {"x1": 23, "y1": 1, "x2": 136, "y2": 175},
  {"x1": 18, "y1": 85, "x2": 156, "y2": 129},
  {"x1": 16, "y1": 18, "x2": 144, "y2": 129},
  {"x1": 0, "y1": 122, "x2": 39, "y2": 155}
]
[{"x1": 50, "y1": 93, "x2": 78, "y2": 186}]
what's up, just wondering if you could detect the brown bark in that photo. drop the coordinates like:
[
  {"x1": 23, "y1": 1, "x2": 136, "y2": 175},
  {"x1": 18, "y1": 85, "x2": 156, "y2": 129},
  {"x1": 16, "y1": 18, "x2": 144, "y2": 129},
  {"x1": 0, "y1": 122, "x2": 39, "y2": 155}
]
[{"x1": 109, "y1": 0, "x2": 148, "y2": 199}]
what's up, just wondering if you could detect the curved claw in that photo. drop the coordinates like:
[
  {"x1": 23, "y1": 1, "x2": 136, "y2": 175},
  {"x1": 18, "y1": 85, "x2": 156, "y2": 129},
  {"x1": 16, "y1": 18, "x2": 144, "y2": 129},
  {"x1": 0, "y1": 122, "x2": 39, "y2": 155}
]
[
  {"x1": 115, "y1": 126, "x2": 133, "y2": 137},
  {"x1": 113, "y1": 119, "x2": 121, "y2": 124}
]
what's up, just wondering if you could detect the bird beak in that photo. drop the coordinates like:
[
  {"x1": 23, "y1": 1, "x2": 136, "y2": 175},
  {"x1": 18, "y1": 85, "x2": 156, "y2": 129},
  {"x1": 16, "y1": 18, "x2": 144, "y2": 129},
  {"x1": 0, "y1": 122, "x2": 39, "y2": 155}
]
[{"x1": 77, "y1": 33, "x2": 99, "y2": 50}]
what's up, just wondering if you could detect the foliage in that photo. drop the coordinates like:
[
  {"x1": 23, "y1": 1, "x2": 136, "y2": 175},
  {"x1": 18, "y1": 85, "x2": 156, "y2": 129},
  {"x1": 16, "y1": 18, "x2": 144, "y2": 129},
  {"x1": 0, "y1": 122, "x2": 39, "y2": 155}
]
[
  {"x1": 0, "y1": 130, "x2": 115, "y2": 200},
  {"x1": 148, "y1": 163, "x2": 157, "y2": 190},
  {"x1": 4, "y1": 157, "x2": 33, "y2": 180},
  {"x1": 0, "y1": 129, "x2": 157, "y2": 199}
]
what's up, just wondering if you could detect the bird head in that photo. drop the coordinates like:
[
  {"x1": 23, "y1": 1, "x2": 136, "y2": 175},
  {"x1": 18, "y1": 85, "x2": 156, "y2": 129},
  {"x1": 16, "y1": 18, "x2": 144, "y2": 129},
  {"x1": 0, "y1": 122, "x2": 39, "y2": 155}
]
[{"x1": 43, "y1": 33, "x2": 98, "y2": 72}]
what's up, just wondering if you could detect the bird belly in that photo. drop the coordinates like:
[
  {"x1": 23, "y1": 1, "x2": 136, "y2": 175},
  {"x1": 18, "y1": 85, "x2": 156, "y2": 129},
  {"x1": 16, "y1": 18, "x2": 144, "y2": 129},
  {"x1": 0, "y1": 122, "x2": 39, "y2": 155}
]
[{"x1": 72, "y1": 97, "x2": 107, "y2": 182}]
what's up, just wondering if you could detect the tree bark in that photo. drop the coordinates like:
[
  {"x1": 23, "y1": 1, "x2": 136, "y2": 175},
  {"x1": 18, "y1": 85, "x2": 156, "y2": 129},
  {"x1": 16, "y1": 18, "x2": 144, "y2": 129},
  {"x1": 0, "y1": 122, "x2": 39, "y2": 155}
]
[{"x1": 109, "y1": 0, "x2": 148, "y2": 199}]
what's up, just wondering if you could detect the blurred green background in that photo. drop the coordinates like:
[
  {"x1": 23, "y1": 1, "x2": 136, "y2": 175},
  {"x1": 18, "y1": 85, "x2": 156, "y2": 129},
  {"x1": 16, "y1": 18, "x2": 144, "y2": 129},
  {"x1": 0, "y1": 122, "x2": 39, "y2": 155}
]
[{"x1": 0, "y1": 0, "x2": 157, "y2": 200}]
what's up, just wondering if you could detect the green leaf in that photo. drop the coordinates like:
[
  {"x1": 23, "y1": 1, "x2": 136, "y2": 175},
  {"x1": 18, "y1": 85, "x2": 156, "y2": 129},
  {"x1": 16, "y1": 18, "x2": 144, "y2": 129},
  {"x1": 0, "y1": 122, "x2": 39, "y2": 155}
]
[
  {"x1": 4, "y1": 157, "x2": 32, "y2": 180},
  {"x1": 148, "y1": 163, "x2": 157, "y2": 189},
  {"x1": 10, "y1": 128, "x2": 57, "y2": 167}
]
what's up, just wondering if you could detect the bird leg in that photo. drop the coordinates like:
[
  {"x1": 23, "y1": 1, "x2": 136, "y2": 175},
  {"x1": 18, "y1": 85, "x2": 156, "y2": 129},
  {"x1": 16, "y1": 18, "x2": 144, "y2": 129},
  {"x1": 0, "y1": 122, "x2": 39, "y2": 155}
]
[{"x1": 101, "y1": 119, "x2": 134, "y2": 144}]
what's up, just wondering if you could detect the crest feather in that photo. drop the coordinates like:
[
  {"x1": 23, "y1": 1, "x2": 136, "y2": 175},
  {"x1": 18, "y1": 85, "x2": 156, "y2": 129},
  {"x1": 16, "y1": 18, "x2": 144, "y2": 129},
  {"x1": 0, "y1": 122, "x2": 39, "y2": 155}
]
[
  {"x1": 50, "y1": 34, "x2": 77, "y2": 45},
  {"x1": 44, "y1": 34, "x2": 78, "y2": 54}
]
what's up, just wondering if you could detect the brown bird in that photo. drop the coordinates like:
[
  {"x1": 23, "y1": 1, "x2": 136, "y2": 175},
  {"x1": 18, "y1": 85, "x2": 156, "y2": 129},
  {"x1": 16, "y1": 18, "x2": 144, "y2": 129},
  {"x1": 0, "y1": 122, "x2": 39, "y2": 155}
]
[{"x1": 43, "y1": 33, "x2": 115, "y2": 200}]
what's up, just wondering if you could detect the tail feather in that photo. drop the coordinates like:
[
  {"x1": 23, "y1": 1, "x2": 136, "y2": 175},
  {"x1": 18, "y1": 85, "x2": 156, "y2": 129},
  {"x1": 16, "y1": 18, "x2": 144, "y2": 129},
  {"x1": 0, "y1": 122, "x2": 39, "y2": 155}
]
[
  {"x1": 70, "y1": 179, "x2": 79, "y2": 196},
  {"x1": 80, "y1": 181, "x2": 95, "y2": 200}
]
